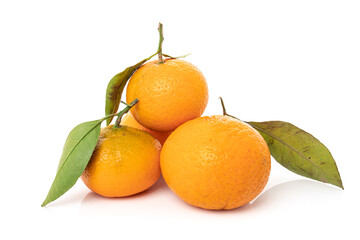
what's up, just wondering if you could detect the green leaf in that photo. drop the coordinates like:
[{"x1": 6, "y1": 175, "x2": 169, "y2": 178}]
[
  {"x1": 247, "y1": 121, "x2": 343, "y2": 189},
  {"x1": 105, "y1": 58, "x2": 150, "y2": 125},
  {"x1": 42, "y1": 120, "x2": 102, "y2": 207}
]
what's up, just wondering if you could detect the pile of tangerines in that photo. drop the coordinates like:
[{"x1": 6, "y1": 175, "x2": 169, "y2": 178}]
[{"x1": 81, "y1": 25, "x2": 271, "y2": 210}]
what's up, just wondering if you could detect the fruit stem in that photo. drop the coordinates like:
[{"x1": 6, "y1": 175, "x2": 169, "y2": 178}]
[
  {"x1": 113, "y1": 98, "x2": 139, "y2": 128},
  {"x1": 157, "y1": 22, "x2": 164, "y2": 64},
  {"x1": 219, "y1": 97, "x2": 240, "y2": 120}
]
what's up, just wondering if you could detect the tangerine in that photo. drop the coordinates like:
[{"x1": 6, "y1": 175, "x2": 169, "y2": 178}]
[
  {"x1": 160, "y1": 115, "x2": 271, "y2": 210},
  {"x1": 126, "y1": 59, "x2": 208, "y2": 131},
  {"x1": 81, "y1": 125, "x2": 161, "y2": 197}
]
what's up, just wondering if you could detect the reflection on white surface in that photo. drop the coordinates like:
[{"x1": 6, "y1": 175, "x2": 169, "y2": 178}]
[
  {"x1": 252, "y1": 179, "x2": 343, "y2": 209},
  {"x1": 79, "y1": 176, "x2": 343, "y2": 218},
  {"x1": 79, "y1": 175, "x2": 176, "y2": 218}
]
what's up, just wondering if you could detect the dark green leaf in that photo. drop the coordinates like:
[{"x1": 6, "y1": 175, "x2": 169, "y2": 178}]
[
  {"x1": 42, "y1": 120, "x2": 102, "y2": 206},
  {"x1": 247, "y1": 121, "x2": 343, "y2": 189},
  {"x1": 105, "y1": 59, "x2": 148, "y2": 125}
]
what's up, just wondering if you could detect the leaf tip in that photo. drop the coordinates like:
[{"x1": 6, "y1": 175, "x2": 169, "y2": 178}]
[
  {"x1": 328, "y1": 177, "x2": 344, "y2": 190},
  {"x1": 339, "y1": 181, "x2": 344, "y2": 190}
]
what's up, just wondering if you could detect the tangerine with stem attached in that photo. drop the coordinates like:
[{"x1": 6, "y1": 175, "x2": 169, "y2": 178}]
[
  {"x1": 126, "y1": 23, "x2": 209, "y2": 132},
  {"x1": 81, "y1": 99, "x2": 161, "y2": 197},
  {"x1": 160, "y1": 112, "x2": 271, "y2": 210}
]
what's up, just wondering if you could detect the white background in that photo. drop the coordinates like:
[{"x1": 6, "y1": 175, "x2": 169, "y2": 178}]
[{"x1": 1, "y1": 0, "x2": 359, "y2": 239}]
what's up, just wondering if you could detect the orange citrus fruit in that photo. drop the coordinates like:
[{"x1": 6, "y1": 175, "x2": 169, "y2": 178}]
[
  {"x1": 126, "y1": 59, "x2": 208, "y2": 132},
  {"x1": 81, "y1": 125, "x2": 161, "y2": 197},
  {"x1": 160, "y1": 115, "x2": 271, "y2": 210},
  {"x1": 121, "y1": 112, "x2": 172, "y2": 145}
]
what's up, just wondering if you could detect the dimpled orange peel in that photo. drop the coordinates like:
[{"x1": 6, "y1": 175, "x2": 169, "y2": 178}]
[
  {"x1": 81, "y1": 124, "x2": 161, "y2": 197},
  {"x1": 126, "y1": 59, "x2": 208, "y2": 132},
  {"x1": 160, "y1": 115, "x2": 271, "y2": 210}
]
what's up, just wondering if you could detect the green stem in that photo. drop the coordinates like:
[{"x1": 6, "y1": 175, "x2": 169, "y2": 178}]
[
  {"x1": 113, "y1": 98, "x2": 139, "y2": 128},
  {"x1": 157, "y1": 22, "x2": 164, "y2": 64},
  {"x1": 219, "y1": 97, "x2": 241, "y2": 120}
]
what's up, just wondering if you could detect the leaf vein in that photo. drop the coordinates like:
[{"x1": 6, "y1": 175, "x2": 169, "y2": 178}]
[
  {"x1": 56, "y1": 121, "x2": 101, "y2": 175},
  {"x1": 249, "y1": 123, "x2": 330, "y2": 177}
]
